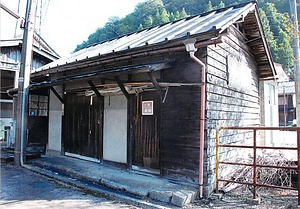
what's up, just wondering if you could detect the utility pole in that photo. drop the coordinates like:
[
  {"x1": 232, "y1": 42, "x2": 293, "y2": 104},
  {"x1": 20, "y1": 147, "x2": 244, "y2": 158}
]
[
  {"x1": 14, "y1": 0, "x2": 37, "y2": 166},
  {"x1": 289, "y1": 0, "x2": 300, "y2": 127}
]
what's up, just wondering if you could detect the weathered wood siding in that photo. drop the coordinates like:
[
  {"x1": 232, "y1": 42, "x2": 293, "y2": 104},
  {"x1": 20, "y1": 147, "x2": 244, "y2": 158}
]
[
  {"x1": 133, "y1": 92, "x2": 160, "y2": 170},
  {"x1": 161, "y1": 52, "x2": 203, "y2": 184},
  {"x1": 0, "y1": 46, "x2": 52, "y2": 69},
  {"x1": 0, "y1": 46, "x2": 22, "y2": 64},
  {"x1": 204, "y1": 26, "x2": 261, "y2": 194}
]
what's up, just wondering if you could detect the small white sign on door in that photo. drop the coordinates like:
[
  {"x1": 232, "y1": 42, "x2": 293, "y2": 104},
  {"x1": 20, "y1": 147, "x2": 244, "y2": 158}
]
[{"x1": 142, "y1": 101, "x2": 153, "y2": 115}]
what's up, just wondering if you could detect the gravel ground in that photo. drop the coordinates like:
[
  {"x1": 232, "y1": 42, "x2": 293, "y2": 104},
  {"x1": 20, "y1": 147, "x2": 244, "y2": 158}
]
[{"x1": 189, "y1": 186, "x2": 298, "y2": 209}]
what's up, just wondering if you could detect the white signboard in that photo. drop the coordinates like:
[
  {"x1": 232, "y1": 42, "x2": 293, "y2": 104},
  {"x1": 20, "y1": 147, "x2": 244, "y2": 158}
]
[{"x1": 142, "y1": 101, "x2": 153, "y2": 115}]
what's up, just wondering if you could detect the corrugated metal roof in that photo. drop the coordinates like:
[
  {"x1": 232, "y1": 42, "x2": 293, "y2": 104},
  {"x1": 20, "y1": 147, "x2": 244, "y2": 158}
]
[
  {"x1": 278, "y1": 81, "x2": 295, "y2": 94},
  {"x1": 33, "y1": 2, "x2": 260, "y2": 74}
]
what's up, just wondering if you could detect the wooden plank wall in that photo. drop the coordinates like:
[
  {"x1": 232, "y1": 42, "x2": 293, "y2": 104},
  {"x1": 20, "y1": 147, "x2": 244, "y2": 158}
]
[
  {"x1": 133, "y1": 92, "x2": 160, "y2": 169},
  {"x1": 1, "y1": 47, "x2": 22, "y2": 63},
  {"x1": 161, "y1": 52, "x2": 203, "y2": 184},
  {"x1": 0, "y1": 46, "x2": 52, "y2": 69},
  {"x1": 204, "y1": 26, "x2": 261, "y2": 194}
]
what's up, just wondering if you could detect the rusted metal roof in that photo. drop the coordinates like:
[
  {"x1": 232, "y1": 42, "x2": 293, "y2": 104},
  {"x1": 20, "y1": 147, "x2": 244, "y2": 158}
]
[{"x1": 33, "y1": 1, "x2": 275, "y2": 79}]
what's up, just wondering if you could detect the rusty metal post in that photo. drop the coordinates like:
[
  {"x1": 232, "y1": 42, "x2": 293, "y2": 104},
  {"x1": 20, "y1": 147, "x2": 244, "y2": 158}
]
[
  {"x1": 215, "y1": 128, "x2": 220, "y2": 192},
  {"x1": 297, "y1": 129, "x2": 300, "y2": 205},
  {"x1": 253, "y1": 128, "x2": 257, "y2": 199}
]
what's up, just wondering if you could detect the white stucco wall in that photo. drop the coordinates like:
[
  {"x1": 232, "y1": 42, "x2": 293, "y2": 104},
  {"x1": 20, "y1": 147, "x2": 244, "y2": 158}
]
[
  {"x1": 103, "y1": 95, "x2": 127, "y2": 163},
  {"x1": 47, "y1": 86, "x2": 62, "y2": 153}
]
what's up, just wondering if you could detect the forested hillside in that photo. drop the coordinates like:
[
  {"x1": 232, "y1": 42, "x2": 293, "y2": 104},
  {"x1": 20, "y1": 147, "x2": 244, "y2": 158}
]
[{"x1": 74, "y1": 0, "x2": 297, "y2": 79}]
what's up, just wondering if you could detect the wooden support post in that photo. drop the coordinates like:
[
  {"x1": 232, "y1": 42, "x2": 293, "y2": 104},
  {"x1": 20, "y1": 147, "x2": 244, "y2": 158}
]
[
  {"x1": 128, "y1": 94, "x2": 134, "y2": 170},
  {"x1": 87, "y1": 80, "x2": 102, "y2": 98},
  {"x1": 147, "y1": 71, "x2": 163, "y2": 100},
  {"x1": 114, "y1": 76, "x2": 129, "y2": 100},
  {"x1": 50, "y1": 86, "x2": 64, "y2": 103}
]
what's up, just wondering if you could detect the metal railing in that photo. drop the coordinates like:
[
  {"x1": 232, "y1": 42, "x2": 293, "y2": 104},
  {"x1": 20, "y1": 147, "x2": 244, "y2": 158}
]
[{"x1": 215, "y1": 126, "x2": 300, "y2": 204}]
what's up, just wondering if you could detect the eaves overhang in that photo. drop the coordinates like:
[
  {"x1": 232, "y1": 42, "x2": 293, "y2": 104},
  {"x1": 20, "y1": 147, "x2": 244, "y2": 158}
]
[
  {"x1": 243, "y1": 4, "x2": 276, "y2": 80},
  {"x1": 30, "y1": 61, "x2": 173, "y2": 89}
]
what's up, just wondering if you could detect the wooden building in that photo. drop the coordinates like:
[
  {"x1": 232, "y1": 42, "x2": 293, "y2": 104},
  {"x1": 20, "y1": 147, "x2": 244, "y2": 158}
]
[
  {"x1": 0, "y1": 34, "x2": 59, "y2": 147},
  {"x1": 278, "y1": 81, "x2": 296, "y2": 126},
  {"x1": 31, "y1": 2, "x2": 276, "y2": 196}
]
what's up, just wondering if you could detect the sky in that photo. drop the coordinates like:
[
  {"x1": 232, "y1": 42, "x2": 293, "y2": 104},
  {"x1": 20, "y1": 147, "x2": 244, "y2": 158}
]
[{"x1": 0, "y1": 0, "x2": 145, "y2": 57}]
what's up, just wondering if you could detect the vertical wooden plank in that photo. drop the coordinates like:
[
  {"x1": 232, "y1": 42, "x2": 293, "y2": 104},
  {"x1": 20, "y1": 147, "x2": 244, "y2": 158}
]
[
  {"x1": 128, "y1": 94, "x2": 135, "y2": 169},
  {"x1": 63, "y1": 92, "x2": 103, "y2": 159},
  {"x1": 133, "y1": 91, "x2": 160, "y2": 170}
]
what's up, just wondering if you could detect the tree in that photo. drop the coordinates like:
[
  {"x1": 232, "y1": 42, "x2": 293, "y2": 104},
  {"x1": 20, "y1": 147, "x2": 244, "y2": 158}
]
[
  {"x1": 205, "y1": 1, "x2": 214, "y2": 12},
  {"x1": 262, "y1": 2, "x2": 294, "y2": 79},
  {"x1": 144, "y1": 15, "x2": 154, "y2": 28},
  {"x1": 160, "y1": 8, "x2": 170, "y2": 23},
  {"x1": 73, "y1": 0, "x2": 296, "y2": 80},
  {"x1": 179, "y1": 7, "x2": 188, "y2": 18},
  {"x1": 259, "y1": 8, "x2": 277, "y2": 57},
  {"x1": 216, "y1": 1, "x2": 225, "y2": 9}
]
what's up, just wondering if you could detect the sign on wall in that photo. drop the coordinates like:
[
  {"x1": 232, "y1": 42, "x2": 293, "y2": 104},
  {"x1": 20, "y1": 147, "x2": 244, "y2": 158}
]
[
  {"x1": 142, "y1": 101, "x2": 153, "y2": 115},
  {"x1": 227, "y1": 54, "x2": 252, "y2": 92}
]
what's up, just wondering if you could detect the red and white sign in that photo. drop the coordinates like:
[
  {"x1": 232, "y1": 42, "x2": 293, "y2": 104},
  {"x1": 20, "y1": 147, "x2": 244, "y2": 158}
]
[{"x1": 142, "y1": 101, "x2": 153, "y2": 115}]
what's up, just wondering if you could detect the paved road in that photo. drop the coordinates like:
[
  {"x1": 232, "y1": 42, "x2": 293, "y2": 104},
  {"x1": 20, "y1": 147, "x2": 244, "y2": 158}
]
[{"x1": 0, "y1": 163, "x2": 139, "y2": 209}]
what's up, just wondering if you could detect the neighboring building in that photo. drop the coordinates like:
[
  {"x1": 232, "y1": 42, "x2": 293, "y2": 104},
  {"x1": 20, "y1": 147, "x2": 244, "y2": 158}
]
[
  {"x1": 275, "y1": 63, "x2": 290, "y2": 83},
  {"x1": 278, "y1": 81, "x2": 296, "y2": 126},
  {"x1": 30, "y1": 2, "x2": 276, "y2": 196},
  {"x1": 275, "y1": 63, "x2": 296, "y2": 127},
  {"x1": 259, "y1": 63, "x2": 288, "y2": 146},
  {"x1": 0, "y1": 33, "x2": 59, "y2": 147}
]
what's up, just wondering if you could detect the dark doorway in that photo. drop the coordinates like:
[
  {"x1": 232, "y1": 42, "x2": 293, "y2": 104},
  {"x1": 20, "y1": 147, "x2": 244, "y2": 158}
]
[
  {"x1": 27, "y1": 94, "x2": 49, "y2": 150},
  {"x1": 63, "y1": 93, "x2": 103, "y2": 159},
  {"x1": 133, "y1": 91, "x2": 161, "y2": 171}
]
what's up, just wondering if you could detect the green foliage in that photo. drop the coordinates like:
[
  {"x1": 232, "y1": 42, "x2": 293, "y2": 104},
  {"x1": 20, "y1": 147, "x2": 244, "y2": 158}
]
[
  {"x1": 217, "y1": 1, "x2": 226, "y2": 9},
  {"x1": 74, "y1": 0, "x2": 297, "y2": 79},
  {"x1": 205, "y1": 1, "x2": 214, "y2": 12},
  {"x1": 260, "y1": 2, "x2": 294, "y2": 79},
  {"x1": 204, "y1": 0, "x2": 226, "y2": 12}
]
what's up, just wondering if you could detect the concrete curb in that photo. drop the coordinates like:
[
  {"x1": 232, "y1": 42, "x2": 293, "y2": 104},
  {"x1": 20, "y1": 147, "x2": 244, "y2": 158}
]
[
  {"x1": 29, "y1": 158, "x2": 198, "y2": 207},
  {"x1": 23, "y1": 164, "x2": 174, "y2": 209},
  {"x1": 31, "y1": 161, "x2": 153, "y2": 198}
]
